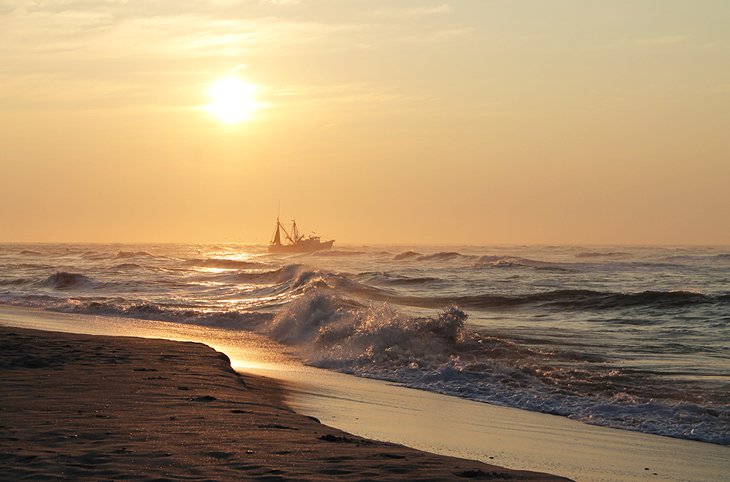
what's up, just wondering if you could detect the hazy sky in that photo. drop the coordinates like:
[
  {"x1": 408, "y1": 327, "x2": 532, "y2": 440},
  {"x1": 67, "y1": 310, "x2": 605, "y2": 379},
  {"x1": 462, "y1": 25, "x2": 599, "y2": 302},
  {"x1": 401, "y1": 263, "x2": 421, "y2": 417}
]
[{"x1": 1, "y1": 0, "x2": 729, "y2": 244}]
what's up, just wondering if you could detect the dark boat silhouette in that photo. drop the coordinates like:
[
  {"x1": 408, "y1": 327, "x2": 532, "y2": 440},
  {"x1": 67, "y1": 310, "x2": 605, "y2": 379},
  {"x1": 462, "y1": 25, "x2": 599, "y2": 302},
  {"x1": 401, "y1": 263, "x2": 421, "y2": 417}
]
[{"x1": 268, "y1": 217, "x2": 334, "y2": 253}]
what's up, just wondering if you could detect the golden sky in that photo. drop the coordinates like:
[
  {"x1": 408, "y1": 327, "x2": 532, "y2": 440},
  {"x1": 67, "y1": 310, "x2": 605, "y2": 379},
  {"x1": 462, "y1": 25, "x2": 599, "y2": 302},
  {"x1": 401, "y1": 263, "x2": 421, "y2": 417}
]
[{"x1": 1, "y1": 1, "x2": 729, "y2": 244}]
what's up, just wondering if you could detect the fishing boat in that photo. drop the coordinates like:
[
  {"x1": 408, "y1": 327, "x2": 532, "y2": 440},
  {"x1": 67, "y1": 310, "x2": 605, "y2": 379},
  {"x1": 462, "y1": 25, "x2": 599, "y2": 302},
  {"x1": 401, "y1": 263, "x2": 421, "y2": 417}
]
[{"x1": 268, "y1": 217, "x2": 334, "y2": 253}]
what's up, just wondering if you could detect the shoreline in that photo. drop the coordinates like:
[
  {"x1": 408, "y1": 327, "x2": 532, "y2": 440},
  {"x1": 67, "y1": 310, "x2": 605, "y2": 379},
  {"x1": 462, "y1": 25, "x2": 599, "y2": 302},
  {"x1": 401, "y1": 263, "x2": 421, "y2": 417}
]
[
  {"x1": 0, "y1": 325, "x2": 564, "y2": 481},
  {"x1": 1, "y1": 304, "x2": 729, "y2": 481}
]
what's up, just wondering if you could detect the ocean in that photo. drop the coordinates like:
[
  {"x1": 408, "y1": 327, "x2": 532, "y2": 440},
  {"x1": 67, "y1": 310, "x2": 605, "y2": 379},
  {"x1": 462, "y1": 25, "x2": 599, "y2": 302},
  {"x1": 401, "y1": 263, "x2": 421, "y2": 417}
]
[{"x1": 1, "y1": 243, "x2": 728, "y2": 446}]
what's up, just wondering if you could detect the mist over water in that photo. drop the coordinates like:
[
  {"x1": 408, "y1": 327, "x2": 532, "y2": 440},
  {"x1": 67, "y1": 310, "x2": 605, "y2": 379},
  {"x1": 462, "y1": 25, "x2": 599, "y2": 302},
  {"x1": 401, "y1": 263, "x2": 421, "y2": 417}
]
[{"x1": 1, "y1": 243, "x2": 728, "y2": 445}]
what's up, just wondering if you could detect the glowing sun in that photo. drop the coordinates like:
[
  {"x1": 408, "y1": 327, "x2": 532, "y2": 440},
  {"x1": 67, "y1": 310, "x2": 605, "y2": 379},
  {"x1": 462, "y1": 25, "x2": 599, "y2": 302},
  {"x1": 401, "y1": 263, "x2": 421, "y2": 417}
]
[{"x1": 206, "y1": 77, "x2": 258, "y2": 124}]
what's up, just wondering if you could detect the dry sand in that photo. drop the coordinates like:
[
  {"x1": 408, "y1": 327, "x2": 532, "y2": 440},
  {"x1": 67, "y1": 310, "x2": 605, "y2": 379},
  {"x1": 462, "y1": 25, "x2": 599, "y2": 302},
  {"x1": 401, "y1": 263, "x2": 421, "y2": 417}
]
[{"x1": 0, "y1": 326, "x2": 566, "y2": 481}]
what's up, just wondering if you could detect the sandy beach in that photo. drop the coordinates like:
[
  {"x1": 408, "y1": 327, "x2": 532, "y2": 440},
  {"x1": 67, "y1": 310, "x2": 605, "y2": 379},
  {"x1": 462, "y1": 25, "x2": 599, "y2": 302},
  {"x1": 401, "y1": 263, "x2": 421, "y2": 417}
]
[{"x1": 0, "y1": 325, "x2": 565, "y2": 481}]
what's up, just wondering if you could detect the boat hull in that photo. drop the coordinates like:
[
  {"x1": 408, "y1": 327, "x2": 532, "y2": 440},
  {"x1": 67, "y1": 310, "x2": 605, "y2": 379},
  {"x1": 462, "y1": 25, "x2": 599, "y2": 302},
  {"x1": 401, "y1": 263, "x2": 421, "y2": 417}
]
[{"x1": 268, "y1": 239, "x2": 334, "y2": 253}]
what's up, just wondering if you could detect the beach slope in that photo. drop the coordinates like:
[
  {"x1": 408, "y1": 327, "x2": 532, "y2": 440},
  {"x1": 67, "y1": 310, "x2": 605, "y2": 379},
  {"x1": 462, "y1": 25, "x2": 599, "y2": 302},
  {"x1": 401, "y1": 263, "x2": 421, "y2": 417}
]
[{"x1": 0, "y1": 327, "x2": 566, "y2": 481}]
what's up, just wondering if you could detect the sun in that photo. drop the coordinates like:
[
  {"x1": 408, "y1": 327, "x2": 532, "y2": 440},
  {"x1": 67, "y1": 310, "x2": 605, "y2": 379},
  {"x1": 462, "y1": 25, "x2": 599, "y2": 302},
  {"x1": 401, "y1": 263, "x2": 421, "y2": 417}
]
[{"x1": 206, "y1": 77, "x2": 258, "y2": 124}]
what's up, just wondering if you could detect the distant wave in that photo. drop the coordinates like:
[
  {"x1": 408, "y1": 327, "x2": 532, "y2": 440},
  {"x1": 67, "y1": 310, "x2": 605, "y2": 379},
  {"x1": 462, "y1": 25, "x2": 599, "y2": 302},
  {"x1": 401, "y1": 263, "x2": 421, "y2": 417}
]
[
  {"x1": 116, "y1": 250, "x2": 154, "y2": 259},
  {"x1": 81, "y1": 251, "x2": 112, "y2": 260},
  {"x1": 575, "y1": 251, "x2": 630, "y2": 258},
  {"x1": 0, "y1": 277, "x2": 33, "y2": 286},
  {"x1": 19, "y1": 249, "x2": 41, "y2": 255},
  {"x1": 305, "y1": 250, "x2": 367, "y2": 257},
  {"x1": 659, "y1": 253, "x2": 730, "y2": 263},
  {"x1": 474, "y1": 255, "x2": 574, "y2": 272},
  {"x1": 393, "y1": 251, "x2": 421, "y2": 260},
  {"x1": 189, "y1": 258, "x2": 270, "y2": 269},
  {"x1": 416, "y1": 252, "x2": 467, "y2": 261},
  {"x1": 390, "y1": 289, "x2": 727, "y2": 311},
  {"x1": 355, "y1": 272, "x2": 441, "y2": 286},
  {"x1": 110, "y1": 263, "x2": 144, "y2": 270},
  {"x1": 530, "y1": 289, "x2": 725, "y2": 309},
  {"x1": 2, "y1": 263, "x2": 55, "y2": 269},
  {"x1": 395, "y1": 250, "x2": 480, "y2": 262},
  {"x1": 39, "y1": 272, "x2": 96, "y2": 290}
]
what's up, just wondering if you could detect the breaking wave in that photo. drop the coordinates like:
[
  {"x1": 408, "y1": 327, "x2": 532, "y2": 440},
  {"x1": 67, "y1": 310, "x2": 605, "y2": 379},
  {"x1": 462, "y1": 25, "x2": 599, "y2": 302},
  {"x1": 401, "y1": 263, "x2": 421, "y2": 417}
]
[{"x1": 266, "y1": 291, "x2": 466, "y2": 355}]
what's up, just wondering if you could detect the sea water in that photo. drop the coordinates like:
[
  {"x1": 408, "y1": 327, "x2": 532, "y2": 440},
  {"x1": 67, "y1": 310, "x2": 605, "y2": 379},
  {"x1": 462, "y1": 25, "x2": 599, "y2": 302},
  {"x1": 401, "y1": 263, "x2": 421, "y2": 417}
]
[{"x1": 0, "y1": 243, "x2": 727, "y2": 445}]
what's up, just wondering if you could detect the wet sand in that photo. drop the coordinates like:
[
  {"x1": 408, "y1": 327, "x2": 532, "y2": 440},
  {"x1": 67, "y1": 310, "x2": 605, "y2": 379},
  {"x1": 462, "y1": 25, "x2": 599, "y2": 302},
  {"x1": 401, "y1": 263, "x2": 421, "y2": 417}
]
[{"x1": 0, "y1": 326, "x2": 565, "y2": 481}]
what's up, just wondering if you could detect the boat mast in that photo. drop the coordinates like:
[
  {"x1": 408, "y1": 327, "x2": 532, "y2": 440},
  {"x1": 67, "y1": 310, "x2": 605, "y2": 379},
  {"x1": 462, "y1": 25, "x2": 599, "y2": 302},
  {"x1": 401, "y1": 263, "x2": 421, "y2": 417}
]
[
  {"x1": 269, "y1": 204, "x2": 299, "y2": 246},
  {"x1": 271, "y1": 219, "x2": 282, "y2": 245},
  {"x1": 291, "y1": 219, "x2": 300, "y2": 242}
]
